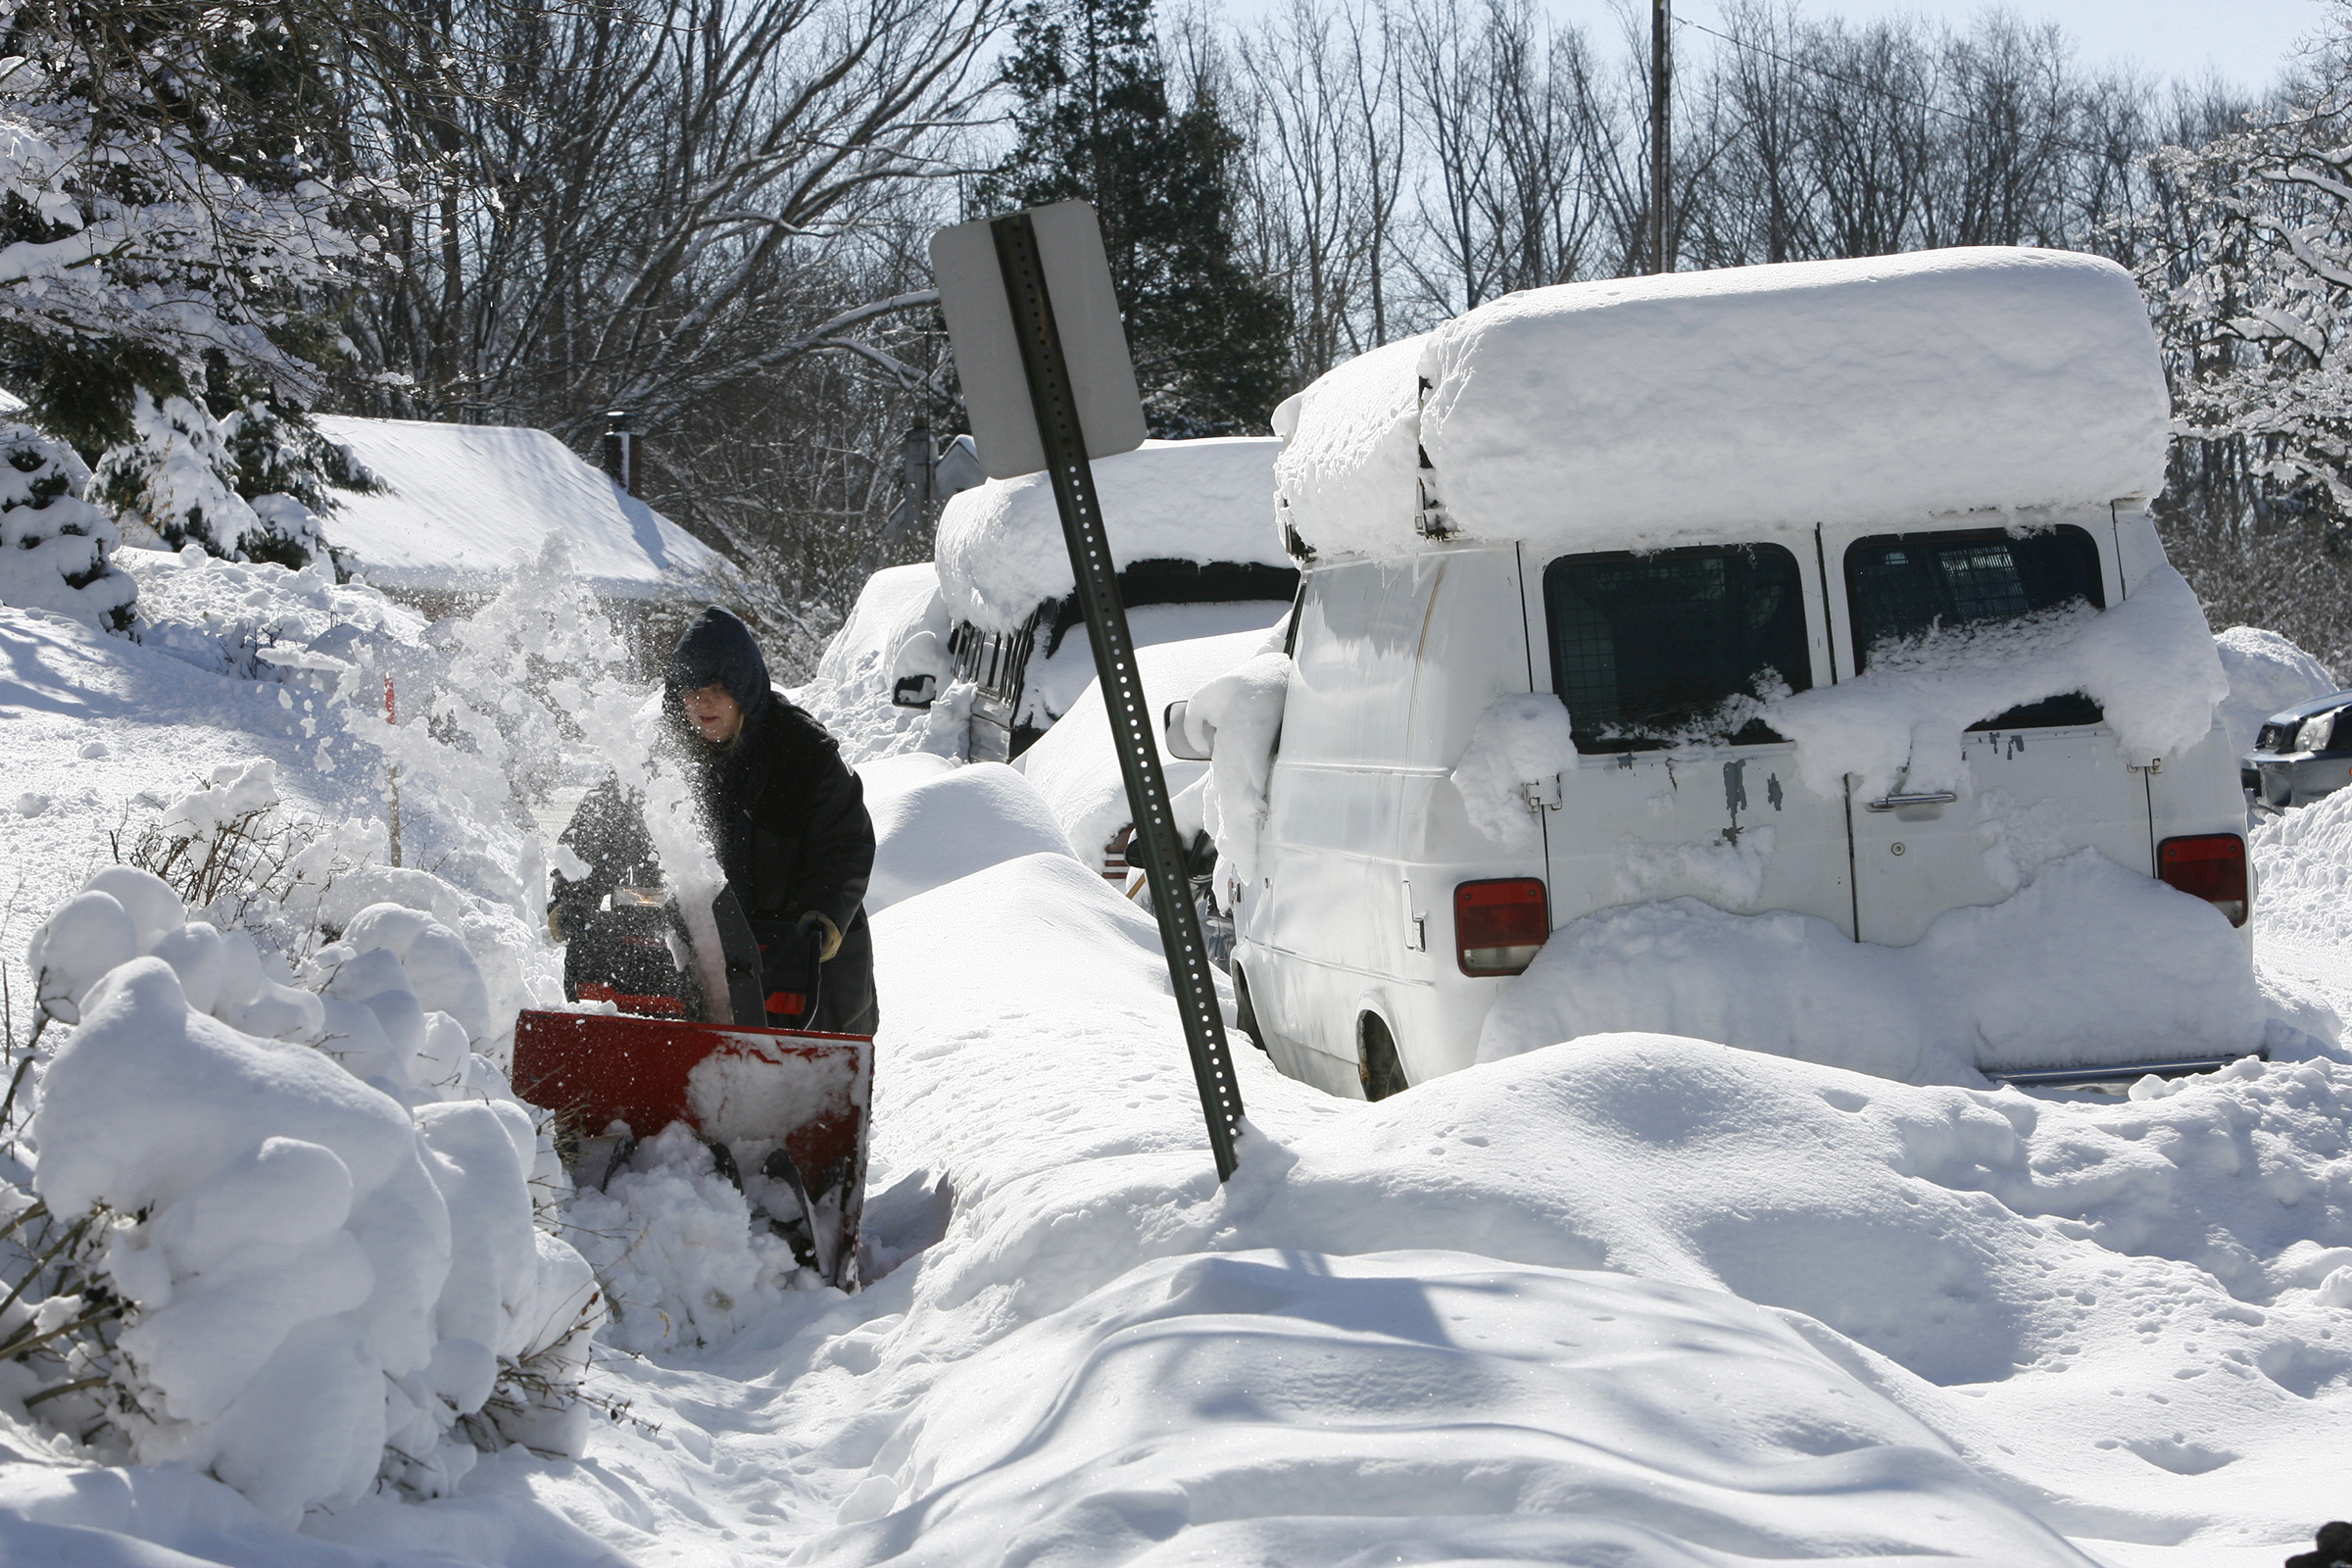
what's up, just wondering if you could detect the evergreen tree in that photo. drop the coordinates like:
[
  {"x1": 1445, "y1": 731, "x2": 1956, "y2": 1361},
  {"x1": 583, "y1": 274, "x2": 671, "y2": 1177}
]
[{"x1": 980, "y1": 0, "x2": 1292, "y2": 437}]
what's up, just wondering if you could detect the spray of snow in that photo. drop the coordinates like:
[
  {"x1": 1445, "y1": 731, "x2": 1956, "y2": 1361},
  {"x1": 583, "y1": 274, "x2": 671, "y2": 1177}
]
[{"x1": 439, "y1": 535, "x2": 731, "y2": 1017}]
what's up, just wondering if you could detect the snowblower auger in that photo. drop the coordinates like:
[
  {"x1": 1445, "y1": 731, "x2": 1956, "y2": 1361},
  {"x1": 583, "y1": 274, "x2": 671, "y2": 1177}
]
[{"x1": 518, "y1": 886, "x2": 871, "y2": 1290}]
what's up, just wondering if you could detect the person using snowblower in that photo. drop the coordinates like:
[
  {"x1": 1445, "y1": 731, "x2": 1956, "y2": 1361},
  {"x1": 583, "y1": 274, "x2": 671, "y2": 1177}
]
[{"x1": 552, "y1": 608, "x2": 879, "y2": 1036}]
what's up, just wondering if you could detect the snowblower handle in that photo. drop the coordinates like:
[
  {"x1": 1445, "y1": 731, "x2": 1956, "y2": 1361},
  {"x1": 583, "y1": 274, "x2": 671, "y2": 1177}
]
[{"x1": 758, "y1": 925, "x2": 826, "y2": 1029}]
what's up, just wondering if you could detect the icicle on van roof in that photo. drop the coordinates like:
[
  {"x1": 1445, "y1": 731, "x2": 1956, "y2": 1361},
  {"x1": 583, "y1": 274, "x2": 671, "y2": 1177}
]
[
  {"x1": 1270, "y1": 247, "x2": 2172, "y2": 561},
  {"x1": 313, "y1": 416, "x2": 736, "y2": 600},
  {"x1": 936, "y1": 436, "x2": 1290, "y2": 633}
]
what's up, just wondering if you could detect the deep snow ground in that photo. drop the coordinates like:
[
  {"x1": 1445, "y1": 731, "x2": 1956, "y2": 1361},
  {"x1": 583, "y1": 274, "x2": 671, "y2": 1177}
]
[{"x1": 3, "y1": 592, "x2": 2350, "y2": 1566}]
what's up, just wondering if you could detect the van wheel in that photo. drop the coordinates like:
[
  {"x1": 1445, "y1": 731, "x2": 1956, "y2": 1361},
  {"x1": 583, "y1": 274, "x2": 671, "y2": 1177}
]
[
  {"x1": 1233, "y1": 965, "x2": 1269, "y2": 1054},
  {"x1": 1358, "y1": 1014, "x2": 1408, "y2": 1102}
]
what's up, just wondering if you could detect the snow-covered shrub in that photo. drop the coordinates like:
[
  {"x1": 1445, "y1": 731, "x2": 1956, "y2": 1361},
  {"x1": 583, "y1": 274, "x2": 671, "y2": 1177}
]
[
  {"x1": 0, "y1": 419, "x2": 134, "y2": 632},
  {"x1": 117, "y1": 544, "x2": 429, "y2": 694},
  {"x1": 93, "y1": 392, "x2": 327, "y2": 569},
  {"x1": 17, "y1": 866, "x2": 603, "y2": 1526}
]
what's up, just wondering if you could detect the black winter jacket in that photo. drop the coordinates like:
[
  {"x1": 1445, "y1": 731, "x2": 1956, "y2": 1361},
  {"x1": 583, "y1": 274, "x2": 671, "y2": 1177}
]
[{"x1": 557, "y1": 609, "x2": 878, "y2": 1034}]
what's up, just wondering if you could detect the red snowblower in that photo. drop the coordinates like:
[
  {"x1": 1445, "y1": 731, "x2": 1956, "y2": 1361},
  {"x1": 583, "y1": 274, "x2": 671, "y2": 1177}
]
[{"x1": 514, "y1": 884, "x2": 870, "y2": 1290}]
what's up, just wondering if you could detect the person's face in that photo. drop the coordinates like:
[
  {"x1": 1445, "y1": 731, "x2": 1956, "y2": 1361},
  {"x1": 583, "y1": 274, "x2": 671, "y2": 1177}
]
[{"x1": 681, "y1": 682, "x2": 743, "y2": 744}]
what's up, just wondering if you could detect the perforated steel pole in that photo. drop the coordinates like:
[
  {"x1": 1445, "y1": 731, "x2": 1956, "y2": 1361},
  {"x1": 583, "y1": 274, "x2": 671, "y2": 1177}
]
[{"x1": 990, "y1": 212, "x2": 1245, "y2": 1181}]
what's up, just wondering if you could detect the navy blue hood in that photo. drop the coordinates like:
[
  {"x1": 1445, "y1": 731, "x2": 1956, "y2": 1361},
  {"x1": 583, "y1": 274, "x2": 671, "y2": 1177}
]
[{"x1": 664, "y1": 608, "x2": 772, "y2": 720}]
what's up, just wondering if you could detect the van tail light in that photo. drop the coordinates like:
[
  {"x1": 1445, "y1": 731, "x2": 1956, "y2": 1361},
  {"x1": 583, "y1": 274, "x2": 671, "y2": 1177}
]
[
  {"x1": 1456, "y1": 878, "x2": 1549, "y2": 976},
  {"x1": 2157, "y1": 834, "x2": 2248, "y2": 927}
]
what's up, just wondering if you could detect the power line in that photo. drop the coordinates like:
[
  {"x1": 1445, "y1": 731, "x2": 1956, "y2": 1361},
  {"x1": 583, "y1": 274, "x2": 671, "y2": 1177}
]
[{"x1": 1674, "y1": 12, "x2": 2123, "y2": 163}]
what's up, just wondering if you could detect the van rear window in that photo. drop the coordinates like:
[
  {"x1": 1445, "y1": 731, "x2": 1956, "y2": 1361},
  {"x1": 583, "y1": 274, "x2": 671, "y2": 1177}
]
[
  {"x1": 1844, "y1": 526, "x2": 2104, "y2": 729},
  {"x1": 1544, "y1": 544, "x2": 1812, "y2": 754}
]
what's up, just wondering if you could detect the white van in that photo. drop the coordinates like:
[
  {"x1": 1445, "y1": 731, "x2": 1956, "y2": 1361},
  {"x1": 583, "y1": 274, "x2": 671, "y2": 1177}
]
[{"x1": 1213, "y1": 249, "x2": 2262, "y2": 1099}]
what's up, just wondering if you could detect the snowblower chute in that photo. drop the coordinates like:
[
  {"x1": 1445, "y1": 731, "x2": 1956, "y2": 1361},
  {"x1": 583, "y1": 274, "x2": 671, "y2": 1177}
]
[{"x1": 516, "y1": 887, "x2": 871, "y2": 1289}]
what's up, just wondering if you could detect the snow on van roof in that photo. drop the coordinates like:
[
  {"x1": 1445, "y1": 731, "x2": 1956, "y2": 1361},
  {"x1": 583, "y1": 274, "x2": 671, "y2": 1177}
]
[
  {"x1": 936, "y1": 436, "x2": 1286, "y2": 631},
  {"x1": 1270, "y1": 248, "x2": 2171, "y2": 558},
  {"x1": 312, "y1": 416, "x2": 735, "y2": 599}
]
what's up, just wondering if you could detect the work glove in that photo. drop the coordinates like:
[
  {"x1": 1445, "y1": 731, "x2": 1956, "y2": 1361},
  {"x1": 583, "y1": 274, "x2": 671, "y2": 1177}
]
[
  {"x1": 547, "y1": 903, "x2": 565, "y2": 943},
  {"x1": 795, "y1": 909, "x2": 844, "y2": 962}
]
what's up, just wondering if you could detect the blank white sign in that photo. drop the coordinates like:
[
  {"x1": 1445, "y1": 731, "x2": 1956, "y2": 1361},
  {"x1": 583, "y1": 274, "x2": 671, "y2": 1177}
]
[{"x1": 930, "y1": 200, "x2": 1149, "y2": 480}]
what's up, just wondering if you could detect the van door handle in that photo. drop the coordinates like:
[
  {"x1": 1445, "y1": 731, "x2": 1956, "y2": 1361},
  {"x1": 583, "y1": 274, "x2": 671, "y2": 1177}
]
[{"x1": 1866, "y1": 790, "x2": 1959, "y2": 811}]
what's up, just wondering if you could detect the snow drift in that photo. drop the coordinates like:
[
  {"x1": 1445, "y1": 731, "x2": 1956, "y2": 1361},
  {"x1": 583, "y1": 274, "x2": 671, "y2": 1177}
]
[
  {"x1": 787, "y1": 841, "x2": 2352, "y2": 1562},
  {"x1": 1272, "y1": 248, "x2": 2171, "y2": 558},
  {"x1": 1479, "y1": 851, "x2": 2265, "y2": 1081}
]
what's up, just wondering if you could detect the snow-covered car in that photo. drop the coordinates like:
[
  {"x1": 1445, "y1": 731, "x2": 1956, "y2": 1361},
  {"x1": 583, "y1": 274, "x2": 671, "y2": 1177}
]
[
  {"x1": 1205, "y1": 248, "x2": 2261, "y2": 1101},
  {"x1": 2243, "y1": 689, "x2": 2352, "y2": 808},
  {"x1": 934, "y1": 438, "x2": 1297, "y2": 761}
]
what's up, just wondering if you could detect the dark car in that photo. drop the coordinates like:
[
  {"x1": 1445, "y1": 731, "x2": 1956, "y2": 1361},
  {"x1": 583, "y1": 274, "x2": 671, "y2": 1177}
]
[{"x1": 2244, "y1": 689, "x2": 2352, "y2": 808}]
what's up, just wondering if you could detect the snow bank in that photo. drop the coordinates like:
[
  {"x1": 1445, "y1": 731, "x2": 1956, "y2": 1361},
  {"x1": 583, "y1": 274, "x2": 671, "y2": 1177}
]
[
  {"x1": 1481, "y1": 850, "x2": 2264, "y2": 1079},
  {"x1": 936, "y1": 437, "x2": 1285, "y2": 632},
  {"x1": 23, "y1": 871, "x2": 599, "y2": 1528},
  {"x1": 2215, "y1": 624, "x2": 2338, "y2": 757},
  {"x1": 310, "y1": 416, "x2": 733, "y2": 600},
  {"x1": 1766, "y1": 564, "x2": 2226, "y2": 798},
  {"x1": 1018, "y1": 624, "x2": 1279, "y2": 868},
  {"x1": 862, "y1": 762, "x2": 1074, "y2": 913},
  {"x1": 2251, "y1": 785, "x2": 2352, "y2": 955},
  {"x1": 802, "y1": 848, "x2": 2352, "y2": 1559},
  {"x1": 790, "y1": 563, "x2": 966, "y2": 766},
  {"x1": 1275, "y1": 248, "x2": 2170, "y2": 558}
]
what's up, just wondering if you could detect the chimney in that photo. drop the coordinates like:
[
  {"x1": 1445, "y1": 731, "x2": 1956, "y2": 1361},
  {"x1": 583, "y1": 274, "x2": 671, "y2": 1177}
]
[{"x1": 601, "y1": 409, "x2": 640, "y2": 497}]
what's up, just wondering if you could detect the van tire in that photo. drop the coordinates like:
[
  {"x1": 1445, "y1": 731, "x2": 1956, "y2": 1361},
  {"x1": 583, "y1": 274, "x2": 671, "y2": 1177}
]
[
  {"x1": 1233, "y1": 965, "x2": 1269, "y2": 1054},
  {"x1": 1358, "y1": 1014, "x2": 1408, "y2": 1102}
]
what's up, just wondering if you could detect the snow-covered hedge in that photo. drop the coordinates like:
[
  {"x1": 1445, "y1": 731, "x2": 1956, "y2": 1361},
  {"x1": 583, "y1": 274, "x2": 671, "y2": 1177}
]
[
  {"x1": 0, "y1": 419, "x2": 135, "y2": 631},
  {"x1": 15, "y1": 833, "x2": 599, "y2": 1526}
]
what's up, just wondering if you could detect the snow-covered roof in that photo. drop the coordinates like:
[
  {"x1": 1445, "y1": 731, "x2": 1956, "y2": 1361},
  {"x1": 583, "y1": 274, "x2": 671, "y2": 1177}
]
[
  {"x1": 1271, "y1": 247, "x2": 2172, "y2": 559},
  {"x1": 311, "y1": 416, "x2": 734, "y2": 600},
  {"x1": 936, "y1": 437, "x2": 1287, "y2": 631}
]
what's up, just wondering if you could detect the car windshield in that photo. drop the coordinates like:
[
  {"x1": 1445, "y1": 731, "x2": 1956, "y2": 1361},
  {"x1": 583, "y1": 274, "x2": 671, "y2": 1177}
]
[
  {"x1": 1544, "y1": 544, "x2": 1811, "y2": 754},
  {"x1": 1845, "y1": 525, "x2": 2105, "y2": 729}
]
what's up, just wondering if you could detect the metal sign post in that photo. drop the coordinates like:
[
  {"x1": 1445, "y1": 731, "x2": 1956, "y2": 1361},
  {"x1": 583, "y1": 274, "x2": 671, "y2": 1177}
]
[{"x1": 930, "y1": 202, "x2": 1246, "y2": 1181}]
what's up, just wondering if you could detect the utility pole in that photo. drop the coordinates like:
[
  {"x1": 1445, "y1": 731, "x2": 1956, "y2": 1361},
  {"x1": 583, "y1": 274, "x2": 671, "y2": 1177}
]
[{"x1": 1650, "y1": 0, "x2": 1671, "y2": 274}]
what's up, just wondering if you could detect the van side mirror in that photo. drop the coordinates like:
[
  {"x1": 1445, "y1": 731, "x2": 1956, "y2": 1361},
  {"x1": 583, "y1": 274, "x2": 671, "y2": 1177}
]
[
  {"x1": 1163, "y1": 699, "x2": 1214, "y2": 760},
  {"x1": 892, "y1": 673, "x2": 938, "y2": 709}
]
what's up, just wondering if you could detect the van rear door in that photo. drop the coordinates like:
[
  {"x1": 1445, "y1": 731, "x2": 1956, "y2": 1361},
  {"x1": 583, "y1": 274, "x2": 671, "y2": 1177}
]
[
  {"x1": 1825, "y1": 522, "x2": 2154, "y2": 946},
  {"x1": 1527, "y1": 541, "x2": 1854, "y2": 933}
]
